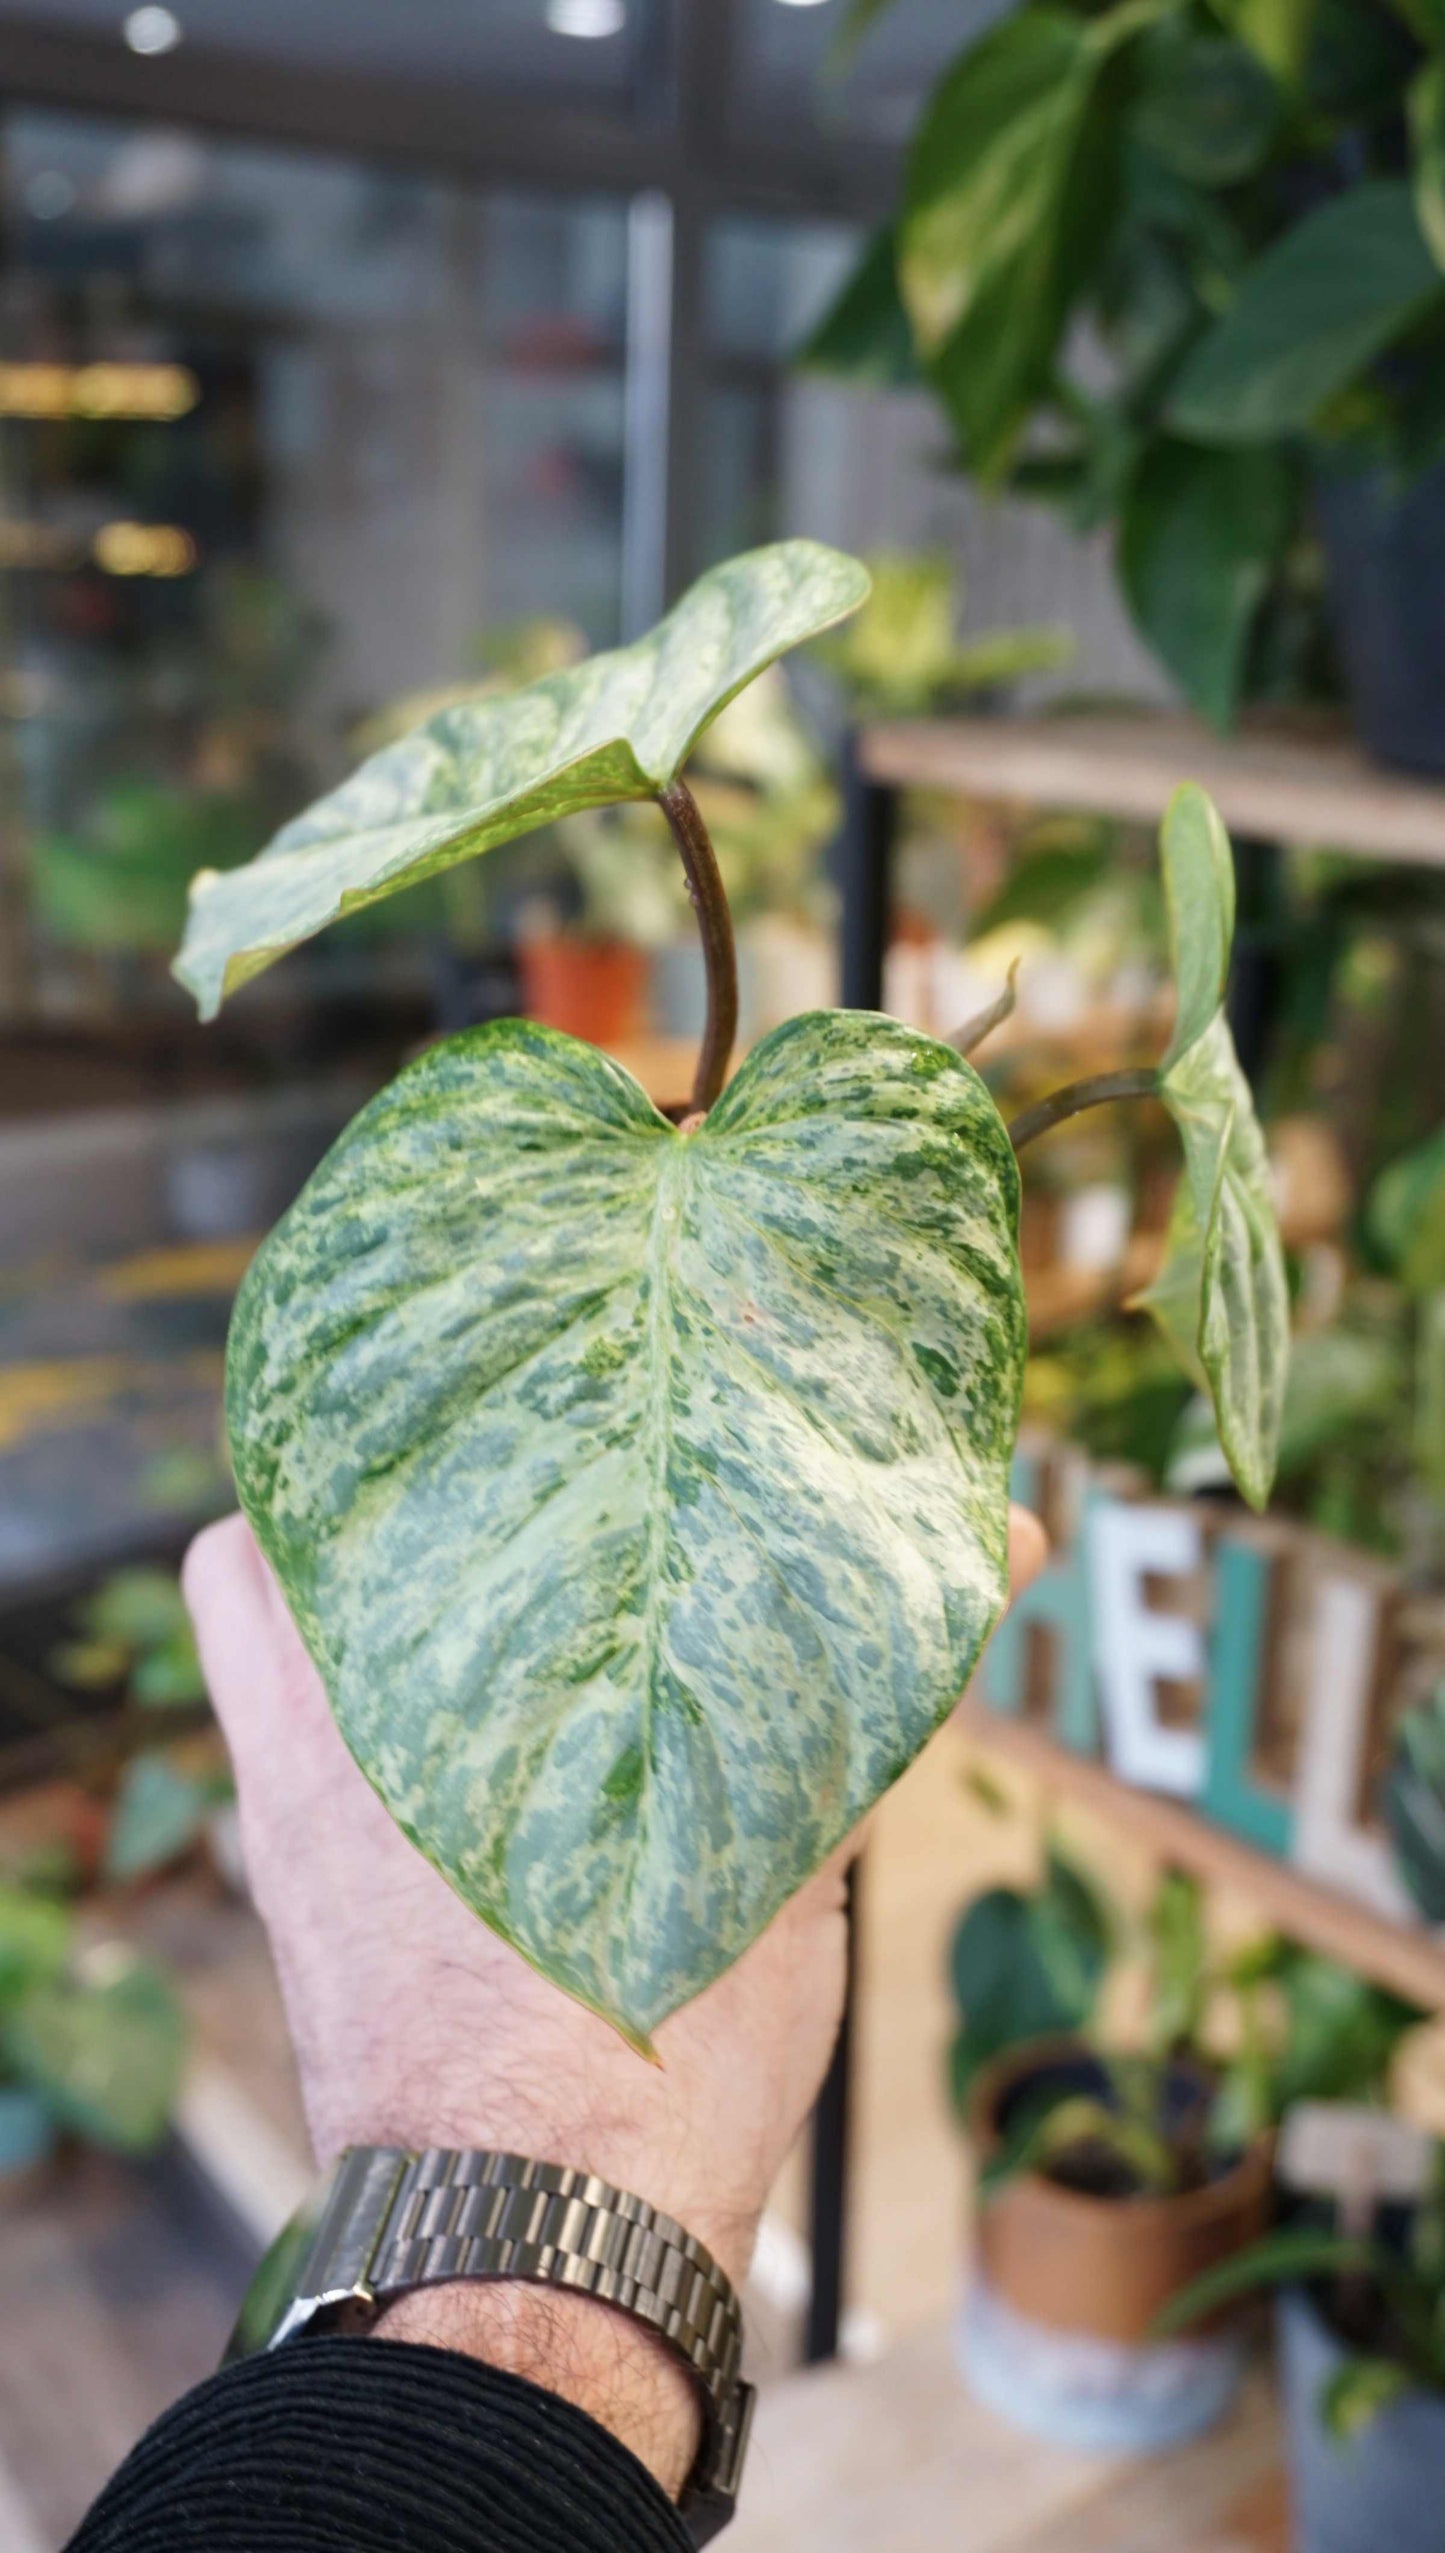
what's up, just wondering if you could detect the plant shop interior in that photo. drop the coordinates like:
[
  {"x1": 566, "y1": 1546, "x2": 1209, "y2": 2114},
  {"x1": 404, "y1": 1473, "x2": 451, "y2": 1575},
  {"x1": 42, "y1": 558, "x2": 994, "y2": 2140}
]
[{"x1": 2, "y1": 2, "x2": 1445, "y2": 2548}]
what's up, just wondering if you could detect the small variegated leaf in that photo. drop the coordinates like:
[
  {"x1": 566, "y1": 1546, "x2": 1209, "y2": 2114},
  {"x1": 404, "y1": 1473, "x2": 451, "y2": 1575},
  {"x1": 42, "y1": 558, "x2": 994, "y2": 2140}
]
[
  {"x1": 1158, "y1": 779, "x2": 1235, "y2": 1068},
  {"x1": 226, "y1": 1010, "x2": 1026, "y2": 2046},
  {"x1": 174, "y1": 541, "x2": 870, "y2": 1020},
  {"x1": 1139, "y1": 786, "x2": 1288, "y2": 1511}
]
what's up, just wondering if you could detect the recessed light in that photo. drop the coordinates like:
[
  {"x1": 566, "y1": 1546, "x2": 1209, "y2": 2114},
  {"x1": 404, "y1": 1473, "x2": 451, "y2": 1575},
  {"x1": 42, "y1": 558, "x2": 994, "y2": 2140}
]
[
  {"x1": 546, "y1": 0, "x2": 626, "y2": 37},
  {"x1": 123, "y1": 6, "x2": 183, "y2": 54}
]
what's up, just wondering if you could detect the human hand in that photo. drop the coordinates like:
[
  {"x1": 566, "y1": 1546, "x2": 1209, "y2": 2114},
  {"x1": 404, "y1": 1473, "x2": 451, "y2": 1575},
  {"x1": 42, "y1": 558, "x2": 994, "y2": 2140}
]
[{"x1": 184, "y1": 1505, "x2": 1046, "y2": 2493}]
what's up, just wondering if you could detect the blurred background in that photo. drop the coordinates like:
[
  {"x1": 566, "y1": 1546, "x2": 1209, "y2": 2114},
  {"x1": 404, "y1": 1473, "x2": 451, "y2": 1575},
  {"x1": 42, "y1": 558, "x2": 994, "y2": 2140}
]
[{"x1": 0, "y1": 5, "x2": 1443, "y2": 2550}]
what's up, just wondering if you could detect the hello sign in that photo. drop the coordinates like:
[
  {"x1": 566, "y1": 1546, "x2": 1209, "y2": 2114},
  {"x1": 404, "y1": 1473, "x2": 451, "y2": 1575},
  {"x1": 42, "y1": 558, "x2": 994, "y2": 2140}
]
[{"x1": 976, "y1": 1435, "x2": 1444, "y2": 1926}]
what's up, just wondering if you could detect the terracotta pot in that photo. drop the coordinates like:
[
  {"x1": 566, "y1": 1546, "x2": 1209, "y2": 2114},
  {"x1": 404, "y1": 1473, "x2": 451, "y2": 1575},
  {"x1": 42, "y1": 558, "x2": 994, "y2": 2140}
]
[
  {"x1": 518, "y1": 936, "x2": 645, "y2": 1045},
  {"x1": 969, "y1": 2037, "x2": 1273, "y2": 2346}
]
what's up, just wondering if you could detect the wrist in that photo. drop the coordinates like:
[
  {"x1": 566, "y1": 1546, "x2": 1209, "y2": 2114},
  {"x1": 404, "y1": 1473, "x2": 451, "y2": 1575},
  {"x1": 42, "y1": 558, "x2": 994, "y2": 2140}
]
[
  {"x1": 306, "y1": 2082, "x2": 762, "y2": 2294},
  {"x1": 372, "y1": 2280, "x2": 703, "y2": 2499}
]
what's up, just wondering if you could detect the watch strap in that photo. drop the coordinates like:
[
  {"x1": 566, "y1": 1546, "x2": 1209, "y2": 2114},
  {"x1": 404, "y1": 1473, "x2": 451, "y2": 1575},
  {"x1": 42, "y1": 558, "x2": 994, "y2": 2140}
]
[{"x1": 229, "y1": 2144, "x2": 753, "y2": 2547}]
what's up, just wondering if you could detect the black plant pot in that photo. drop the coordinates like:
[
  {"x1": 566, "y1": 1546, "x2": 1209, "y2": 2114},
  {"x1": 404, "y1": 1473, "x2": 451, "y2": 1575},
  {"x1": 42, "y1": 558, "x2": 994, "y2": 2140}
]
[
  {"x1": 1280, "y1": 2286, "x2": 1445, "y2": 2553},
  {"x1": 1315, "y1": 457, "x2": 1445, "y2": 777}
]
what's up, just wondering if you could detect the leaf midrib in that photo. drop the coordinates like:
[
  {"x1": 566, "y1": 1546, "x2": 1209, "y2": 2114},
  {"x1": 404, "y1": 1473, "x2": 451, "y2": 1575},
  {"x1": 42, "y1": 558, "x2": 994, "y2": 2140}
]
[{"x1": 625, "y1": 1138, "x2": 693, "y2": 1917}]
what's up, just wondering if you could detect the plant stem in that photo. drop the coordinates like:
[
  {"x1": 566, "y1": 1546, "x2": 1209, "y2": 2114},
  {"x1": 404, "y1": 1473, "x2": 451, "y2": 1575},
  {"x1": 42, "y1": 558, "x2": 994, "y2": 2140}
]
[
  {"x1": 659, "y1": 776, "x2": 738, "y2": 1117},
  {"x1": 1008, "y1": 1067, "x2": 1159, "y2": 1153},
  {"x1": 950, "y1": 959, "x2": 1019, "y2": 1058}
]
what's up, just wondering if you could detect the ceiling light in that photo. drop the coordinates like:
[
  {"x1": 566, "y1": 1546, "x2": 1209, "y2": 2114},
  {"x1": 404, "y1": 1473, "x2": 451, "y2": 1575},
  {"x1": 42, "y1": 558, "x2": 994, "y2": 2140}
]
[
  {"x1": 546, "y1": 0, "x2": 626, "y2": 37},
  {"x1": 0, "y1": 362, "x2": 199, "y2": 420},
  {"x1": 772, "y1": 1, "x2": 833, "y2": 9},
  {"x1": 123, "y1": 6, "x2": 183, "y2": 54},
  {"x1": 93, "y1": 521, "x2": 198, "y2": 577}
]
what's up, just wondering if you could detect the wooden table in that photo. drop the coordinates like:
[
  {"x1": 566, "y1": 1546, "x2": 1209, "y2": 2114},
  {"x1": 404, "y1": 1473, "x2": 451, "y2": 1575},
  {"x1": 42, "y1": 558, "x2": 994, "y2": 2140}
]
[
  {"x1": 860, "y1": 712, "x2": 1445, "y2": 869},
  {"x1": 729, "y1": 2317, "x2": 1286, "y2": 2553}
]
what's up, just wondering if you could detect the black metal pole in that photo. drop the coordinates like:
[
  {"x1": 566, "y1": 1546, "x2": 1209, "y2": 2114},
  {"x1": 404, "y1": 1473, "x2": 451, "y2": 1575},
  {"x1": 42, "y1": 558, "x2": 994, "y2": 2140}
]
[
  {"x1": 803, "y1": 738, "x2": 896, "y2": 2367},
  {"x1": 1225, "y1": 831, "x2": 1289, "y2": 1093},
  {"x1": 835, "y1": 735, "x2": 895, "y2": 1018},
  {"x1": 803, "y1": 1859, "x2": 861, "y2": 2364}
]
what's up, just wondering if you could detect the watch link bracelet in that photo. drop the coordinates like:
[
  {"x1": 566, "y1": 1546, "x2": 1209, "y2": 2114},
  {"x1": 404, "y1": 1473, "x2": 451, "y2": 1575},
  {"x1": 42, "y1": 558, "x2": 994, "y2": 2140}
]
[{"x1": 227, "y1": 2144, "x2": 755, "y2": 2546}]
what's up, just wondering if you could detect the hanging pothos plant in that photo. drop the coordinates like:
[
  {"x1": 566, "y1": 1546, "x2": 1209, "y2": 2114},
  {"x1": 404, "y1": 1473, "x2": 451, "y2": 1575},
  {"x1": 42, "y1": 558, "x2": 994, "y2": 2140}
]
[{"x1": 173, "y1": 540, "x2": 1288, "y2": 2053}]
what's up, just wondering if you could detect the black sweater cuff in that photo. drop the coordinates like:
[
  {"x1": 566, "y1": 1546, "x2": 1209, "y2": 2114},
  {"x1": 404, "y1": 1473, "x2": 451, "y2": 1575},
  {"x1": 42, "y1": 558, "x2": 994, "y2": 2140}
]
[{"x1": 66, "y1": 2334, "x2": 694, "y2": 2552}]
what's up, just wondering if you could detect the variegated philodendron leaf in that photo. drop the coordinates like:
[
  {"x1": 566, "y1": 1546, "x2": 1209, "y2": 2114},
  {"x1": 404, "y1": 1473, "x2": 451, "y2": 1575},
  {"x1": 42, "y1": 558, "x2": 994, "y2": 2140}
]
[
  {"x1": 1139, "y1": 784, "x2": 1288, "y2": 1510},
  {"x1": 173, "y1": 541, "x2": 869, "y2": 1020},
  {"x1": 227, "y1": 1010, "x2": 1026, "y2": 2046}
]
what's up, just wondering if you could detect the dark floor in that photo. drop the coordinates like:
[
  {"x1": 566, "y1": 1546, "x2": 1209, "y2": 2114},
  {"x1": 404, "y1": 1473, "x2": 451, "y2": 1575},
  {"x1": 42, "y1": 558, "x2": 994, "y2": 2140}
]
[{"x1": 0, "y1": 2147, "x2": 246, "y2": 2549}]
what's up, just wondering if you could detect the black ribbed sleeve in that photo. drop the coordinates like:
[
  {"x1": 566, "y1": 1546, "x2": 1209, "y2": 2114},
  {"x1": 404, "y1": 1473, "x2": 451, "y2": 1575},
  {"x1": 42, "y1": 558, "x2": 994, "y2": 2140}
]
[{"x1": 65, "y1": 2336, "x2": 693, "y2": 2553}]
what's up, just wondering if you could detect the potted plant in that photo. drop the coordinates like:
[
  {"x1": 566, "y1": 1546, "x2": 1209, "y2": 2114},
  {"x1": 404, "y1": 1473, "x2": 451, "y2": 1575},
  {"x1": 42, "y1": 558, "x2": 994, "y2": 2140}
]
[
  {"x1": 809, "y1": 0, "x2": 1445, "y2": 766},
  {"x1": 1159, "y1": 2149, "x2": 1445, "y2": 2551},
  {"x1": 949, "y1": 1846, "x2": 1420, "y2": 2446},
  {"x1": 32, "y1": 778, "x2": 258, "y2": 964},
  {"x1": 1158, "y1": 1736, "x2": 1445, "y2": 2551},
  {"x1": 0, "y1": 1871, "x2": 187, "y2": 2190},
  {"x1": 168, "y1": 539, "x2": 1287, "y2": 2054},
  {"x1": 51, "y1": 1567, "x2": 237, "y2": 1888}
]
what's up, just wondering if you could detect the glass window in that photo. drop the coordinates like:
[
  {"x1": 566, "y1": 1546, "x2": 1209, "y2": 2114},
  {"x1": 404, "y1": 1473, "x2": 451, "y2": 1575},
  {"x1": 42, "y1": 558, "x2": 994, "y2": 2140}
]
[
  {"x1": 1, "y1": 108, "x2": 628, "y2": 866},
  {"x1": 0, "y1": 105, "x2": 630, "y2": 1582},
  {"x1": 699, "y1": 214, "x2": 859, "y2": 562}
]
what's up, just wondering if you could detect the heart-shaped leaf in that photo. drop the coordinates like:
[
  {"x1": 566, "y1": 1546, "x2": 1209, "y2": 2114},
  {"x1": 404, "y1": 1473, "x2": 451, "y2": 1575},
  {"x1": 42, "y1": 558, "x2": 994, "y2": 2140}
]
[
  {"x1": 227, "y1": 1010, "x2": 1026, "y2": 2046},
  {"x1": 173, "y1": 540, "x2": 870, "y2": 1020},
  {"x1": 1138, "y1": 786, "x2": 1288, "y2": 1510}
]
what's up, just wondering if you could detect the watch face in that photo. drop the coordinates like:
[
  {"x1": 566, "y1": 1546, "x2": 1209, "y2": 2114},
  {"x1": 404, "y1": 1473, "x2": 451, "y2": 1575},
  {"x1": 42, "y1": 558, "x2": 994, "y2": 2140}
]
[
  {"x1": 225, "y1": 2202, "x2": 328, "y2": 2362},
  {"x1": 226, "y1": 2149, "x2": 411, "y2": 2364}
]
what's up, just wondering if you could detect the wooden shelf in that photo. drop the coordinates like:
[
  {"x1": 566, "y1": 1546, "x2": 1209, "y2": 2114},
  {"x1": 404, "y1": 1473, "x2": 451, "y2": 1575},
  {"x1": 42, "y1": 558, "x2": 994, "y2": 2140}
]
[
  {"x1": 957, "y1": 1702, "x2": 1445, "y2": 2012},
  {"x1": 861, "y1": 713, "x2": 1445, "y2": 869}
]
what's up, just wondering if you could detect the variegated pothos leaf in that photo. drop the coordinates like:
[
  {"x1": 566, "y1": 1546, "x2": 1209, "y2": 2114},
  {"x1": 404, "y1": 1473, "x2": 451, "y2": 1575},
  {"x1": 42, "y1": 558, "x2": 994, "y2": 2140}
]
[
  {"x1": 226, "y1": 1011, "x2": 1026, "y2": 2046},
  {"x1": 174, "y1": 541, "x2": 870, "y2": 1020},
  {"x1": 1139, "y1": 785, "x2": 1288, "y2": 1509}
]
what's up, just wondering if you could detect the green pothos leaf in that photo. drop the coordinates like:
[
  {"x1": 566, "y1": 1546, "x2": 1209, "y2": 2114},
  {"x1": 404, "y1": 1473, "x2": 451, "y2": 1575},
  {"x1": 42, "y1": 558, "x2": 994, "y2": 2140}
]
[
  {"x1": 1138, "y1": 786, "x2": 1288, "y2": 1510},
  {"x1": 227, "y1": 1011, "x2": 1026, "y2": 2047},
  {"x1": 173, "y1": 541, "x2": 870, "y2": 1020},
  {"x1": 2, "y1": 1953, "x2": 187, "y2": 2152}
]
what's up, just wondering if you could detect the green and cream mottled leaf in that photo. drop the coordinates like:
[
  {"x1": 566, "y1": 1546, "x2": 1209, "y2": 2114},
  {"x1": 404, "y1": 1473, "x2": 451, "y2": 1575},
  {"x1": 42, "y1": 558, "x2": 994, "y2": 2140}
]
[
  {"x1": 1140, "y1": 791, "x2": 1288, "y2": 1509},
  {"x1": 1159, "y1": 782, "x2": 1236, "y2": 1068},
  {"x1": 226, "y1": 1011, "x2": 1026, "y2": 2045},
  {"x1": 173, "y1": 541, "x2": 870, "y2": 1020}
]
